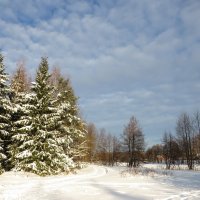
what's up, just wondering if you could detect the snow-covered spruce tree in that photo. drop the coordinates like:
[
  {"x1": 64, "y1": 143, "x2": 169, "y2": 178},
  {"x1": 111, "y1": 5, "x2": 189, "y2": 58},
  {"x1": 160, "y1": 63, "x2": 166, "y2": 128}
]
[
  {"x1": 13, "y1": 58, "x2": 74, "y2": 176},
  {"x1": 50, "y1": 68, "x2": 87, "y2": 164},
  {"x1": 0, "y1": 53, "x2": 13, "y2": 172},
  {"x1": 56, "y1": 83, "x2": 87, "y2": 164},
  {"x1": 9, "y1": 64, "x2": 30, "y2": 170}
]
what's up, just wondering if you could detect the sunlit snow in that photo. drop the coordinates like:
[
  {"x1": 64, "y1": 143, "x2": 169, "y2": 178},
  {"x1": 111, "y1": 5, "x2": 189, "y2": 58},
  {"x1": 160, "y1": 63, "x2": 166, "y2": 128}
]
[{"x1": 0, "y1": 164, "x2": 200, "y2": 200}]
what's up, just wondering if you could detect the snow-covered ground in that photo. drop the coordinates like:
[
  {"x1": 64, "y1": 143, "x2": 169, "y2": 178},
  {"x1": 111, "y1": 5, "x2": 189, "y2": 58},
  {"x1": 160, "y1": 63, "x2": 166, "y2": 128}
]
[{"x1": 0, "y1": 164, "x2": 200, "y2": 200}]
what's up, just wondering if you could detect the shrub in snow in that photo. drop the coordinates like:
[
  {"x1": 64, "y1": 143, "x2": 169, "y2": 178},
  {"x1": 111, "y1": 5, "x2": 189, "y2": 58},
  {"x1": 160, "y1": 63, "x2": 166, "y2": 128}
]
[{"x1": 121, "y1": 167, "x2": 172, "y2": 177}]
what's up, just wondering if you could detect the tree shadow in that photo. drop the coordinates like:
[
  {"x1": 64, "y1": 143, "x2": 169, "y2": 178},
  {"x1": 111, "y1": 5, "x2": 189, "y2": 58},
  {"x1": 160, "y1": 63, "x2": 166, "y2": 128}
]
[{"x1": 91, "y1": 180, "x2": 147, "y2": 200}]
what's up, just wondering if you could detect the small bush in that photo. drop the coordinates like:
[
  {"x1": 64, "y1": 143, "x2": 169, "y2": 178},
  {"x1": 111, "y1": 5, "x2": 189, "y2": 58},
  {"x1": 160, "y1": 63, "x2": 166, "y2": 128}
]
[{"x1": 120, "y1": 167, "x2": 172, "y2": 177}]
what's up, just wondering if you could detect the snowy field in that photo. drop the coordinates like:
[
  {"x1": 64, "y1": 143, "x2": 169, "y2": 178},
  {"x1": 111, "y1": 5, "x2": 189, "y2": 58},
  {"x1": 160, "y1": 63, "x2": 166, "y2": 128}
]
[{"x1": 0, "y1": 164, "x2": 200, "y2": 200}]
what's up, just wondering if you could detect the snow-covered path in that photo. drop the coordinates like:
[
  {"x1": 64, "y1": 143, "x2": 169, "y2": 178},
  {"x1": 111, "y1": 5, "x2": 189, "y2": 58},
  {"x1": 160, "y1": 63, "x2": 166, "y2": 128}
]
[{"x1": 0, "y1": 165, "x2": 200, "y2": 200}]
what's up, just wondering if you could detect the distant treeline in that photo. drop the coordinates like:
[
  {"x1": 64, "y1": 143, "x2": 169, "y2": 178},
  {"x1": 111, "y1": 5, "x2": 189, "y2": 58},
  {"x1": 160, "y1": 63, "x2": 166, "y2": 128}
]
[
  {"x1": 146, "y1": 111, "x2": 200, "y2": 170},
  {"x1": 84, "y1": 111, "x2": 200, "y2": 170}
]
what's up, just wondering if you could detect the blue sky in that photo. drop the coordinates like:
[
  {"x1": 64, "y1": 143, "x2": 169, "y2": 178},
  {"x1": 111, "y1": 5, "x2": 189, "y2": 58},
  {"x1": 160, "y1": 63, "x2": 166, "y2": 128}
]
[{"x1": 0, "y1": 0, "x2": 200, "y2": 146}]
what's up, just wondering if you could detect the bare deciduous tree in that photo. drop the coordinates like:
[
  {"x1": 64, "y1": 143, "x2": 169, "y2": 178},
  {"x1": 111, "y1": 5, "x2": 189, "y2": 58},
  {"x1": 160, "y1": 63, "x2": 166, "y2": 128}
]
[
  {"x1": 10, "y1": 60, "x2": 30, "y2": 94},
  {"x1": 111, "y1": 136, "x2": 121, "y2": 166},
  {"x1": 176, "y1": 113, "x2": 195, "y2": 169},
  {"x1": 122, "y1": 116, "x2": 145, "y2": 167},
  {"x1": 162, "y1": 132, "x2": 181, "y2": 169},
  {"x1": 85, "y1": 123, "x2": 98, "y2": 162},
  {"x1": 192, "y1": 111, "x2": 200, "y2": 162}
]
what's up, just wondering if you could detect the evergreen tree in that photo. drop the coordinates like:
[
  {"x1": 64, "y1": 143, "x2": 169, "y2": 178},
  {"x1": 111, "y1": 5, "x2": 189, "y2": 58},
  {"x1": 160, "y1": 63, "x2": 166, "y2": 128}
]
[
  {"x1": 13, "y1": 58, "x2": 74, "y2": 175},
  {"x1": 0, "y1": 53, "x2": 12, "y2": 172},
  {"x1": 10, "y1": 64, "x2": 30, "y2": 170},
  {"x1": 56, "y1": 85, "x2": 86, "y2": 163},
  {"x1": 50, "y1": 67, "x2": 87, "y2": 163}
]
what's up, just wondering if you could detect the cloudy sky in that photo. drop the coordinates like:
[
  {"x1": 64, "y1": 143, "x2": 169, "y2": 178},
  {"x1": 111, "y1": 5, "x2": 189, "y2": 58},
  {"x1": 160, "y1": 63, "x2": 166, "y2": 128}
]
[{"x1": 0, "y1": 0, "x2": 200, "y2": 146}]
